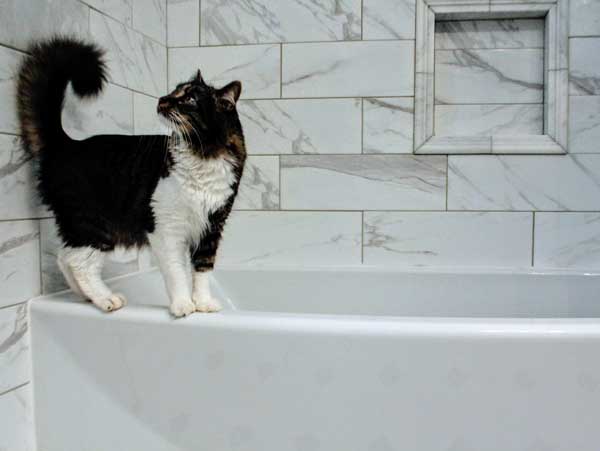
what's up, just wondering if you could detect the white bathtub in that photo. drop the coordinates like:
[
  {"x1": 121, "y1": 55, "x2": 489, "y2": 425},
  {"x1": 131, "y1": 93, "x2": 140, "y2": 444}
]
[{"x1": 30, "y1": 267, "x2": 600, "y2": 451}]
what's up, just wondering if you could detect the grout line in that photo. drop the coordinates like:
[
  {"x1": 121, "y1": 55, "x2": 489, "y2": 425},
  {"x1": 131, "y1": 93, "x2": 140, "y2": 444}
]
[
  {"x1": 230, "y1": 209, "x2": 600, "y2": 214},
  {"x1": 37, "y1": 219, "x2": 43, "y2": 295},
  {"x1": 360, "y1": 211, "x2": 364, "y2": 263},
  {"x1": 360, "y1": 0, "x2": 364, "y2": 40},
  {"x1": 531, "y1": 212, "x2": 536, "y2": 267},
  {"x1": 280, "y1": 44, "x2": 283, "y2": 98},
  {"x1": 0, "y1": 42, "x2": 29, "y2": 54},
  {"x1": 0, "y1": 301, "x2": 28, "y2": 312},
  {"x1": 445, "y1": 157, "x2": 449, "y2": 210},
  {"x1": 199, "y1": 0, "x2": 202, "y2": 46},
  {"x1": 0, "y1": 382, "x2": 29, "y2": 398},
  {"x1": 277, "y1": 155, "x2": 282, "y2": 210},
  {"x1": 169, "y1": 37, "x2": 416, "y2": 49},
  {"x1": 360, "y1": 98, "x2": 364, "y2": 154}
]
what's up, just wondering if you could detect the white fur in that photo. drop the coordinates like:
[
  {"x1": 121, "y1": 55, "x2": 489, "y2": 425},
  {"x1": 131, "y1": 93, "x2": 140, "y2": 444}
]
[{"x1": 192, "y1": 271, "x2": 222, "y2": 312}]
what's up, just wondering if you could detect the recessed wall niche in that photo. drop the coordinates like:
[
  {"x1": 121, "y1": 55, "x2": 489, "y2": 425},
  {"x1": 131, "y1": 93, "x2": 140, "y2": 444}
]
[{"x1": 414, "y1": 0, "x2": 569, "y2": 155}]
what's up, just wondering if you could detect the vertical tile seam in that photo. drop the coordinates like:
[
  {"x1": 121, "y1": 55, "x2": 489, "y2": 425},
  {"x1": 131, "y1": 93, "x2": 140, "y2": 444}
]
[
  {"x1": 360, "y1": 211, "x2": 364, "y2": 263},
  {"x1": 531, "y1": 211, "x2": 536, "y2": 267}
]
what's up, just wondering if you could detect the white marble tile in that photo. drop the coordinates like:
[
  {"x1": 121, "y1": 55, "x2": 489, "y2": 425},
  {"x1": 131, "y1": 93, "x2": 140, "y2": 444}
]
[
  {"x1": 133, "y1": 93, "x2": 170, "y2": 135},
  {"x1": 417, "y1": 135, "x2": 492, "y2": 154},
  {"x1": 169, "y1": 45, "x2": 280, "y2": 99},
  {"x1": 435, "y1": 49, "x2": 544, "y2": 104},
  {"x1": 283, "y1": 41, "x2": 414, "y2": 98},
  {"x1": 570, "y1": 0, "x2": 600, "y2": 37},
  {"x1": 91, "y1": 10, "x2": 167, "y2": 97},
  {"x1": 0, "y1": 135, "x2": 43, "y2": 220},
  {"x1": 435, "y1": 104, "x2": 543, "y2": 136},
  {"x1": 364, "y1": 212, "x2": 533, "y2": 267},
  {"x1": 238, "y1": 98, "x2": 361, "y2": 155},
  {"x1": 0, "y1": 0, "x2": 89, "y2": 52},
  {"x1": 362, "y1": 0, "x2": 416, "y2": 39},
  {"x1": 491, "y1": 135, "x2": 564, "y2": 154},
  {"x1": 201, "y1": 0, "x2": 360, "y2": 45},
  {"x1": 62, "y1": 83, "x2": 133, "y2": 139},
  {"x1": 570, "y1": 38, "x2": 600, "y2": 96},
  {"x1": 82, "y1": 0, "x2": 133, "y2": 25},
  {"x1": 0, "y1": 221, "x2": 40, "y2": 308},
  {"x1": 0, "y1": 304, "x2": 30, "y2": 393},
  {"x1": 219, "y1": 211, "x2": 362, "y2": 266},
  {"x1": 363, "y1": 98, "x2": 414, "y2": 154},
  {"x1": 569, "y1": 96, "x2": 600, "y2": 153},
  {"x1": 448, "y1": 155, "x2": 600, "y2": 211},
  {"x1": 0, "y1": 384, "x2": 35, "y2": 451},
  {"x1": 281, "y1": 155, "x2": 446, "y2": 210},
  {"x1": 133, "y1": 0, "x2": 167, "y2": 44},
  {"x1": 435, "y1": 19, "x2": 545, "y2": 49},
  {"x1": 234, "y1": 156, "x2": 279, "y2": 210},
  {"x1": 40, "y1": 218, "x2": 140, "y2": 294},
  {"x1": 535, "y1": 213, "x2": 600, "y2": 269},
  {"x1": 167, "y1": 0, "x2": 199, "y2": 47},
  {"x1": 0, "y1": 46, "x2": 24, "y2": 135}
]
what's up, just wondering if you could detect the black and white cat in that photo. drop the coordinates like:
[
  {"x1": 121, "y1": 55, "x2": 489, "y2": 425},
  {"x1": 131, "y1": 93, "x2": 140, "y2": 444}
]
[{"x1": 17, "y1": 36, "x2": 246, "y2": 317}]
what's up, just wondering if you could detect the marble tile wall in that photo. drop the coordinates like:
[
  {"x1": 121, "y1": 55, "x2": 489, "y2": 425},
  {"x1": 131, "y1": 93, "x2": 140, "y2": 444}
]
[{"x1": 0, "y1": 0, "x2": 167, "y2": 446}]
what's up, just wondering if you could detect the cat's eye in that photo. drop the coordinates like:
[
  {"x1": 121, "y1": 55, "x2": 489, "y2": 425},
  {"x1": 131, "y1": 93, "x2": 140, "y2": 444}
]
[{"x1": 183, "y1": 96, "x2": 197, "y2": 106}]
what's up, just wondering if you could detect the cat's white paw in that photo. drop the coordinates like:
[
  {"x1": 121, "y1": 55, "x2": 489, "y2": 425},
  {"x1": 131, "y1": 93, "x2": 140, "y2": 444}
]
[
  {"x1": 193, "y1": 296, "x2": 222, "y2": 313},
  {"x1": 92, "y1": 293, "x2": 127, "y2": 312},
  {"x1": 170, "y1": 299, "x2": 196, "y2": 318}
]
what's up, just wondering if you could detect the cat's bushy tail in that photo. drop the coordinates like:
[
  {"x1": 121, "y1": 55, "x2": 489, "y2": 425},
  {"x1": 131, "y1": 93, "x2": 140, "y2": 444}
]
[{"x1": 16, "y1": 36, "x2": 107, "y2": 154}]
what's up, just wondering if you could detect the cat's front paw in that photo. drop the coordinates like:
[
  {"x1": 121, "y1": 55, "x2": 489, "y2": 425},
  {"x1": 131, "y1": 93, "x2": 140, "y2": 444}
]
[
  {"x1": 92, "y1": 293, "x2": 127, "y2": 312},
  {"x1": 170, "y1": 299, "x2": 196, "y2": 318},
  {"x1": 193, "y1": 295, "x2": 222, "y2": 313}
]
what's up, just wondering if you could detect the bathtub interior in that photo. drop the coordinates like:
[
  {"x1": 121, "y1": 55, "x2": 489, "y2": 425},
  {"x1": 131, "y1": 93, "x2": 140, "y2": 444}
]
[{"x1": 43, "y1": 267, "x2": 600, "y2": 319}]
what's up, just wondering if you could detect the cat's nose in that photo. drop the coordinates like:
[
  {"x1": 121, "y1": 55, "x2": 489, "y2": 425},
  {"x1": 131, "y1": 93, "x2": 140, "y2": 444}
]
[{"x1": 157, "y1": 97, "x2": 170, "y2": 114}]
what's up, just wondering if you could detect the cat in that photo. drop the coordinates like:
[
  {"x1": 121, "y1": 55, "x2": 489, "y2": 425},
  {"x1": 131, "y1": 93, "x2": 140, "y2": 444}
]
[{"x1": 16, "y1": 36, "x2": 246, "y2": 317}]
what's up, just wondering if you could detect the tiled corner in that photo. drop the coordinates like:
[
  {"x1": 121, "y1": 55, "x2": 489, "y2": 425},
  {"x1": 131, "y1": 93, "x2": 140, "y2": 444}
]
[
  {"x1": 281, "y1": 155, "x2": 446, "y2": 210},
  {"x1": 234, "y1": 156, "x2": 280, "y2": 210},
  {"x1": 219, "y1": 211, "x2": 362, "y2": 266},
  {"x1": 569, "y1": 38, "x2": 600, "y2": 96},
  {"x1": 363, "y1": 0, "x2": 416, "y2": 40},
  {"x1": 364, "y1": 212, "x2": 533, "y2": 267},
  {"x1": 363, "y1": 98, "x2": 414, "y2": 154},
  {"x1": 534, "y1": 212, "x2": 600, "y2": 269},
  {"x1": 448, "y1": 155, "x2": 600, "y2": 211},
  {"x1": 167, "y1": 0, "x2": 199, "y2": 47},
  {"x1": 0, "y1": 384, "x2": 35, "y2": 451},
  {"x1": 133, "y1": 92, "x2": 170, "y2": 135},
  {"x1": 63, "y1": 83, "x2": 134, "y2": 139},
  {"x1": 0, "y1": 304, "x2": 30, "y2": 393},
  {"x1": 200, "y1": 0, "x2": 361, "y2": 45},
  {"x1": 282, "y1": 41, "x2": 415, "y2": 98},
  {"x1": 0, "y1": 220, "x2": 40, "y2": 308},
  {"x1": 0, "y1": 46, "x2": 24, "y2": 135},
  {"x1": 238, "y1": 98, "x2": 361, "y2": 155},
  {"x1": 132, "y1": 0, "x2": 167, "y2": 44},
  {"x1": 569, "y1": 95, "x2": 600, "y2": 153},
  {"x1": 91, "y1": 9, "x2": 167, "y2": 97},
  {"x1": 168, "y1": 45, "x2": 280, "y2": 98},
  {"x1": 0, "y1": 0, "x2": 89, "y2": 52}
]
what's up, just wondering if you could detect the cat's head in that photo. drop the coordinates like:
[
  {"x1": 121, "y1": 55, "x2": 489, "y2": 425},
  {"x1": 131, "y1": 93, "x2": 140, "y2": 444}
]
[{"x1": 157, "y1": 70, "x2": 242, "y2": 147}]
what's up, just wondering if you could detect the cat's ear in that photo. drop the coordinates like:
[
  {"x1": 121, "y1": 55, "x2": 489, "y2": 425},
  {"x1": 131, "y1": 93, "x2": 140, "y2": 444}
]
[
  {"x1": 195, "y1": 69, "x2": 205, "y2": 85},
  {"x1": 215, "y1": 81, "x2": 242, "y2": 112}
]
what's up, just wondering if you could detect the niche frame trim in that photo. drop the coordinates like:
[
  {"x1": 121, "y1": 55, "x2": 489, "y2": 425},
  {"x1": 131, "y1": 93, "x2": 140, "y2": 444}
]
[{"x1": 413, "y1": 0, "x2": 569, "y2": 155}]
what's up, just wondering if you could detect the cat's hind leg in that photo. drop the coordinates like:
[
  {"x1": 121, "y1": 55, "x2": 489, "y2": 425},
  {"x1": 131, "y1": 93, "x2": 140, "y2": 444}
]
[
  {"x1": 57, "y1": 248, "x2": 84, "y2": 296},
  {"x1": 60, "y1": 246, "x2": 127, "y2": 312}
]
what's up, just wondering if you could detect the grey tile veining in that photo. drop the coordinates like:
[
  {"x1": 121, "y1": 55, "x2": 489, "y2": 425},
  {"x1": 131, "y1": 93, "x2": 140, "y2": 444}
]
[
  {"x1": 435, "y1": 19, "x2": 545, "y2": 49},
  {"x1": 0, "y1": 220, "x2": 40, "y2": 308},
  {"x1": 234, "y1": 156, "x2": 280, "y2": 210},
  {"x1": 133, "y1": 0, "x2": 167, "y2": 44},
  {"x1": 63, "y1": 83, "x2": 134, "y2": 139},
  {"x1": 535, "y1": 213, "x2": 600, "y2": 269},
  {"x1": 569, "y1": 96, "x2": 600, "y2": 153},
  {"x1": 81, "y1": 0, "x2": 133, "y2": 25},
  {"x1": 167, "y1": 0, "x2": 199, "y2": 47},
  {"x1": 219, "y1": 211, "x2": 362, "y2": 266},
  {"x1": 281, "y1": 155, "x2": 447, "y2": 210},
  {"x1": 0, "y1": 384, "x2": 35, "y2": 451},
  {"x1": 238, "y1": 98, "x2": 361, "y2": 155},
  {"x1": 0, "y1": 304, "x2": 30, "y2": 393},
  {"x1": 364, "y1": 212, "x2": 532, "y2": 267},
  {"x1": 435, "y1": 104, "x2": 543, "y2": 136},
  {"x1": 40, "y1": 219, "x2": 139, "y2": 295},
  {"x1": 283, "y1": 41, "x2": 414, "y2": 98},
  {"x1": 435, "y1": 49, "x2": 544, "y2": 104},
  {"x1": 133, "y1": 92, "x2": 170, "y2": 135},
  {"x1": 363, "y1": 98, "x2": 414, "y2": 154},
  {"x1": 569, "y1": 0, "x2": 600, "y2": 37},
  {"x1": 200, "y1": 0, "x2": 361, "y2": 45},
  {"x1": 570, "y1": 38, "x2": 600, "y2": 96},
  {"x1": 169, "y1": 45, "x2": 280, "y2": 99},
  {"x1": 362, "y1": 0, "x2": 416, "y2": 40},
  {"x1": 0, "y1": 135, "x2": 44, "y2": 220},
  {"x1": 0, "y1": 46, "x2": 24, "y2": 135},
  {"x1": 0, "y1": 0, "x2": 89, "y2": 52},
  {"x1": 448, "y1": 155, "x2": 600, "y2": 211},
  {"x1": 91, "y1": 10, "x2": 167, "y2": 97}
]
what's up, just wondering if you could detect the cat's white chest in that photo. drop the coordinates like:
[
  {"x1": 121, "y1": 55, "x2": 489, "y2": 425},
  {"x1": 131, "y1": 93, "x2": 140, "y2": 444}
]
[{"x1": 151, "y1": 148, "x2": 236, "y2": 243}]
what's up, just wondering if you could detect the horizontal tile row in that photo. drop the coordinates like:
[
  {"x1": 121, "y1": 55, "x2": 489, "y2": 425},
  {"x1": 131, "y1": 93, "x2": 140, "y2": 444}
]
[
  {"x1": 0, "y1": 384, "x2": 35, "y2": 451},
  {"x1": 570, "y1": 37, "x2": 600, "y2": 96},
  {"x1": 0, "y1": 304, "x2": 29, "y2": 393}
]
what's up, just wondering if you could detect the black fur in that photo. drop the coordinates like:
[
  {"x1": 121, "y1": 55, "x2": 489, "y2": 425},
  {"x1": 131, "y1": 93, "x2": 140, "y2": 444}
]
[{"x1": 16, "y1": 36, "x2": 246, "y2": 260}]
